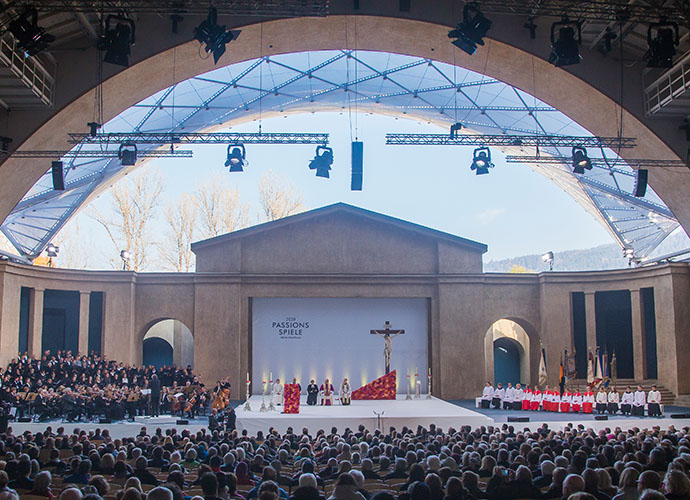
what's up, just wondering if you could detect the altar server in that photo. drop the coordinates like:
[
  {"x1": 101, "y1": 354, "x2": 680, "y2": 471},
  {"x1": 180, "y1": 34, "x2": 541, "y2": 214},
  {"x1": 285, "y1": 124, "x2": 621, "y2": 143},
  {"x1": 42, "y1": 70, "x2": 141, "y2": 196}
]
[
  {"x1": 559, "y1": 389, "x2": 572, "y2": 413},
  {"x1": 503, "y1": 383, "x2": 514, "y2": 410},
  {"x1": 571, "y1": 389, "x2": 583, "y2": 413},
  {"x1": 492, "y1": 383, "x2": 505, "y2": 409},
  {"x1": 596, "y1": 388, "x2": 608, "y2": 413},
  {"x1": 530, "y1": 386, "x2": 542, "y2": 411},
  {"x1": 320, "y1": 379, "x2": 335, "y2": 406},
  {"x1": 632, "y1": 385, "x2": 646, "y2": 416},
  {"x1": 340, "y1": 378, "x2": 351, "y2": 406},
  {"x1": 648, "y1": 385, "x2": 662, "y2": 417},
  {"x1": 272, "y1": 378, "x2": 283, "y2": 406},
  {"x1": 607, "y1": 387, "x2": 620, "y2": 414},
  {"x1": 620, "y1": 387, "x2": 633, "y2": 416},
  {"x1": 481, "y1": 382, "x2": 493, "y2": 409},
  {"x1": 522, "y1": 385, "x2": 531, "y2": 410},
  {"x1": 513, "y1": 383, "x2": 524, "y2": 410},
  {"x1": 582, "y1": 388, "x2": 594, "y2": 414},
  {"x1": 306, "y1": 379, "x2": 319, "y2": 406}
]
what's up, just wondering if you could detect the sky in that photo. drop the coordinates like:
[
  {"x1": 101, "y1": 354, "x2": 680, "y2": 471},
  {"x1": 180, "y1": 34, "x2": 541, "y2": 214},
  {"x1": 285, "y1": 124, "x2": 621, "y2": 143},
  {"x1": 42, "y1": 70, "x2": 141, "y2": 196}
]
[{"x1": 70, "y1": 109, "x2": 615, "y2": 271}]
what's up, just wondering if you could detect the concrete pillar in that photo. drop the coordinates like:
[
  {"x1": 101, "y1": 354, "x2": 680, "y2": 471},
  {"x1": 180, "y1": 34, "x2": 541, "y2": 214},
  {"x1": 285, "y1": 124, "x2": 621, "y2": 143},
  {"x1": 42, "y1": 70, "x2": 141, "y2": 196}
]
[
  {"x1": 78, "y1": 291, "x2": 90, "y2": 356},
  {"x1": 28, "y1": 288, "x2": 44, "y2": 357},
  {"x1": 585, "y1": 291, "x2": 597, "y2": 354},
  {"x1": 630, "y1": 288, "x2": 646, "y2": 380}
]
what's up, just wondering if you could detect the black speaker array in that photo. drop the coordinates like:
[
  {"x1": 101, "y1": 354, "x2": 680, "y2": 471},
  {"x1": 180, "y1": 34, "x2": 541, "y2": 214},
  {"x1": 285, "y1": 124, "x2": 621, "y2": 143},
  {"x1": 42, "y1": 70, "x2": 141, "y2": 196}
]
[
  {"x1": 52, "y1": 161, "x2": 65, "y2": 191},
  {"x1": 634, "y1": 169, "x2": 648, "y2": 197},
  {"x1": 351, "y1": 141, "x2": 363, "y2": 191}
]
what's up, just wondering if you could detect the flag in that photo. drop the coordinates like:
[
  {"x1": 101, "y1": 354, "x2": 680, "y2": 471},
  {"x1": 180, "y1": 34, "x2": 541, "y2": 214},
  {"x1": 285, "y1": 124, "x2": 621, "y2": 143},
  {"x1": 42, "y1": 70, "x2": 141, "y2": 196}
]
[
  {"x1": 594, "y1": 348, "x2": 603, "y2": 384},
  {"x1": 587, "y1": 349, "x2": 594, "y2": 385},
  {"x1": 567, "y1": 350, "x2": 577, "y2": 380},
  {"x1": 538, "y1": 347, "x2": 548, "y2": 386},
  {"x1": 603, "y1": 352, "x2": 609, "y2": 378},
  {"x1": 559, "y1": 355, "x2": 564, "y2": 385}
]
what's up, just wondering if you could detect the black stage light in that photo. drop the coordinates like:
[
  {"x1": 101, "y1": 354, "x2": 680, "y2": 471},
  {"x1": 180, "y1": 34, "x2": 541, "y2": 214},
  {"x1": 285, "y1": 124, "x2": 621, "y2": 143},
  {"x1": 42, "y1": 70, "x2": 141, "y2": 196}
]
[
  {"x1": 118, "y1": 143, "x2": 138, "y2": 166},
  {"x1": 0, "y1": 136, "x2": 12, "y2": 153},
  {"x1": 8, "y1": 8, "x2": 55, "y2": 56},
  {"x1": 225, "y1": 144, "x2": 246, "y2": 172},
  {"x1": 646, "y1": 21, "x2": 679, "y2": 68},
  {"x1": 634, "y1": 169, "x2": 648, "y2": 198},
  {"x1": 448, "y1": 2, "x2": 492, "y2": 56},
  {"x1": 571, "y1": 146, "x2": 592, "y2": 174},
  {"x1": 549, "y1": 18, "x2": 582, "y2": 67},
  {"x1": 470, "y1": 147, "x2": 494, "y2": 175},
  {"x1": 308, "y1": 145, "x2": 334, "y2": 178},
  {"x1": 450, "y1": 122, "x2": 463, "y2": 139},
  {"x1": 52, "y1": 161, "x2": 65, "y2": 191},
  {"x1": 98, "y1": 16, "x2": 136, "y2": 67},
  {"x1": 524, "y1": 17, "x2": 537, "y2": 40},
  {"x1": 87, "y1": 122, "x2": 101, "y2": 137},
  {"x1": 193, "y1": 6, "x2": 241, "y2": 64}
]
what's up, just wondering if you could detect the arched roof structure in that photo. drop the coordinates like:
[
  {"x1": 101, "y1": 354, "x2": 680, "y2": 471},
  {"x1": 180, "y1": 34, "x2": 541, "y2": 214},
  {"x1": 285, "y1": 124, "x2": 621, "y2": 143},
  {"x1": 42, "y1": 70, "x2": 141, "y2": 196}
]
[
  {"x1": 2, "y1": 49, "x2": 681, "y2": 259},
  {"x1": 1, "y1": 12, "x2": 689, "y2": 260}
]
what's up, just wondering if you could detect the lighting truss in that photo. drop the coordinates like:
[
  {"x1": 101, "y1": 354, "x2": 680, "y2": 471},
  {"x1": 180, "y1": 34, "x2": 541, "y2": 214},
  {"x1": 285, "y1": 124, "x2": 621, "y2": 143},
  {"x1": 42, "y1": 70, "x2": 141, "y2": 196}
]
[
  {"x1": 461, "y1": 0, "x2": 688, "y2": 25},
  {"x1": 385, "y1": 134, "x2": 636, "y2": 149},
  {"x1": 69, "y1": 132, "x2": 330, "y2": 145},
  {"x1": 7, "y1": 149, "x2": 193, "y2": 159},
  {"x1": 506, "y1": 155, "x2": 688, "y2": 168},
  {"x1": 0, "y1": 1, "x2": 330, "y2": 17}
]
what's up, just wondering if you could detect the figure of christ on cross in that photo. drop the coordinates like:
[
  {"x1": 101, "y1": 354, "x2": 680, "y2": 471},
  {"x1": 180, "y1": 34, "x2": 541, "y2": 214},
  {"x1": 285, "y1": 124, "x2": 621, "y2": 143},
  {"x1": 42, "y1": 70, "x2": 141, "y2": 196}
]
[{"x1": 371, "y1": 321, "x2": 405, "y2": 374}]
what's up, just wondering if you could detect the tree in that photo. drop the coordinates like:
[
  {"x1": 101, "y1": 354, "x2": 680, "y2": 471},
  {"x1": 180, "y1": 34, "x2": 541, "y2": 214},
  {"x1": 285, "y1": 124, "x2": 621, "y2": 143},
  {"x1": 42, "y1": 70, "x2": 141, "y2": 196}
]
[
  {"x1": 91, "y1": 168, "x2": 164, "y2": 271},
  {"x1": 509, "y1": 264, "x2": 533, "y2": 273},
  {"x1": 51, "y1": 215, "x2": 92, "y2": 269},
  {"x1": 258, "y1": 169, "x2": 305, "y2": 222},
  {"x1": 160, "y1": 193, "x2": 197, "y2": 272},
  {"x1": 194, "y1": 174, "x2": 250, "y2": 239}
]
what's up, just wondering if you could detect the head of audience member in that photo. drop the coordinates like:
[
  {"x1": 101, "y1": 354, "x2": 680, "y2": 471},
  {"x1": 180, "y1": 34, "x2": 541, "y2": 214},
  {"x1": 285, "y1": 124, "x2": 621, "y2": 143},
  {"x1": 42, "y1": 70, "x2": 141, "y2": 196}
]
[
  {"x1": 562, "y1": 474, "x2": 586, "y2": 498},
  {"x1": 638, "y1": 470, "x2": 661, "y2": 493}
]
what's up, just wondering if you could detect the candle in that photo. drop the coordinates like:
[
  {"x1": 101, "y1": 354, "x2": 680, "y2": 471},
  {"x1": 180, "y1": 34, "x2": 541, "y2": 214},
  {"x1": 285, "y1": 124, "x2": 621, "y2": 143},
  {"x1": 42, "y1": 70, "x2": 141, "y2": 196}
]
[
  {"x1": 247, "y1": 372, "x2": 249, "y2": 381},
  {"x1": 270, "y1": 372, "x2": 272, "y2": 382},
  {"x1": 428, "y1": 367, "x2": 431, "y2": 376}
]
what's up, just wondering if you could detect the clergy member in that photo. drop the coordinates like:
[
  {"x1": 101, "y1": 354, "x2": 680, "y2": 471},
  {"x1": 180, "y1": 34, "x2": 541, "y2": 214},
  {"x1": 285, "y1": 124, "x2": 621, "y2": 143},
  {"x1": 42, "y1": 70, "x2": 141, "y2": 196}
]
[
  {"x1": 571, "y1": 388, "x2": 582, "y2": 413},
  {"x1": 513, "y1": 383, "x2": 524, "y2": 411},
  {"x1": 272, "y1": 378, "x2": 283, "y2": 406},
  {"x1": 491, "y1": 383, "x2": 505, "y2": 409},
  {"x1": 503, "y1": 383, "x2": 514, "y2": 410},
  {"x1": 481, "y1": 382, "x2": 493, "y2": 409},
  {"x1": 648, "y1": 385, "x2": 662, "y2": 417},
  {"x1": 340, "y1": 378, "x2": 351, "y2": 406},
  {"x1": 595, "y1": 388, "x2": 608, "y2": 414},
  {"x1": 320, "y1": 378, "x2": 334, "y2": 406},
  {"x1": 530, "y1": 386, "x2": 542, "y2": 411},
  {"x1": 620, "y1": 387, "x2": 633, "y2": 416},
  {"x1": 607, "y1": 386, "x2": 620, "y2": 415},
  {"x1": 522, "y1": 385, "x2": 531, "y2": 411},
  {"x1": 306, "y1": 379, "x2": 319, "y2": 406},
  {"x1": 582, "y1": 388, "x2": 594, "y2": 414}
]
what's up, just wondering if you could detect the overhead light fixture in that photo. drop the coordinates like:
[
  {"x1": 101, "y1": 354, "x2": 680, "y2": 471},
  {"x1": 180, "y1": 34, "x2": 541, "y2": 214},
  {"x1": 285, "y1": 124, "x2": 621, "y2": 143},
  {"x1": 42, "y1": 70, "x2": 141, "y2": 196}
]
[
  {"x1": 541, "y1": 251, "x2": 554, "y2": 271},
  {"x1": 45, "y1": 242, "x2": 59, "y2": 267},
  {"x1": 98, "y1": 15, "x2": 136, "y2": 67},
  {"x1": 225, "y1": 144, "x2": 246, "y2": 172},
  {"x1": 449, "y1": 122, "x2": 463, "y2": 139},
  {"x1": 308, "y1": 146, "x2": 334, "y2": 178},
  {"x1": 193, "y1": 6, "x2": 241, "y2": 64},
  {"x1": 87, "y1": 122, "x2": 101, "y2": 137},
  {"x1": 646, "y1": 20, "x2": 679, "y2": 68},
  {"x1": 523, "y1": 17, "x2": 537, "y2": 39},
  {"x1": 571, "y1": 146, "x2": 592, "y2": 174},
  {"x1": 624, "y1": 247, "x2": 635, "y2": 267},
  {"x1": 549, "y1": 18, "x2": 582, "y2": 67},
  {"x1": 448, "y1": 2, "x2": 492, "y2": 56},
  {"x1": 0, "y1": 136, "x2": 12, "y2": 153},
  {"x1": 8, "y1": 8, "x2": 55, "y2": 56},
  {"x1": 470, "y1": 147, "x2": 494, "y2": 175},
  {"x1": 118, "y1": 142, "x2": 138, "y2": 166}
]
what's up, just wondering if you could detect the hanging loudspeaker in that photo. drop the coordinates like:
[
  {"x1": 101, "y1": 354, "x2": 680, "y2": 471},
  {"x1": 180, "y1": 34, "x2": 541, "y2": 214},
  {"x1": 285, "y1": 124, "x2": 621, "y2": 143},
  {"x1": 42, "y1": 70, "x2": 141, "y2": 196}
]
[
  {"x1": 52, "y1": 161, "x2": 65, "y2": 191},
  {"x1": 351, "y1": 141, "x2": 363, "y2": 191},
  {"x1": 634, "y1": 169, "x2": 648, "y2": 197}
]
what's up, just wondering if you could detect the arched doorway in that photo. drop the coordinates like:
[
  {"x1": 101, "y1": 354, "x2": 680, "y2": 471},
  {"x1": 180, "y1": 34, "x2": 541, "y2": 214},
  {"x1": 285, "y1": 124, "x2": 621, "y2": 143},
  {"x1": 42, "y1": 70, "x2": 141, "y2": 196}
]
[
  {"x1": 484, "y1": 319, "x2": 532, "y2": 385},
  {"x1": 142, "y1": 319, "x2": 194, "y2": 369},
  {"x1": 493, "y1": 337, "x2": 521, "y2": 385}
]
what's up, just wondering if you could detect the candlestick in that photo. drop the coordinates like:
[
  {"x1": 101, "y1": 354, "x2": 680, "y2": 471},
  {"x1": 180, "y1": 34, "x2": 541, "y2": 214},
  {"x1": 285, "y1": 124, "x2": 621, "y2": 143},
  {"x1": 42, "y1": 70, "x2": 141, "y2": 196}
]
[
  {"x1": 406, "y1": 368, "x2": 411, "y2": 400},
  {"x1": 243, "y1": 379, "x2": 251, "y2": 411},
  {"x1": 260, "y1": 379, "x2": 267, "y2": 412},
  {"x1": 427, "y1": 372, "x2": 432, "y2": 399}
]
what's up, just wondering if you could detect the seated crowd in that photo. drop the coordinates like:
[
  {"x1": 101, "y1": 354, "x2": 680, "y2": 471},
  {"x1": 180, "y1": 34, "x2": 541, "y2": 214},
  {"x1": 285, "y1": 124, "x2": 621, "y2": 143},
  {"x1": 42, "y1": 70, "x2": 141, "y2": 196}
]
[
  {"x1": 0, "y1": 418, "x2": 688, "y2": 500},
  {"x1": 0, "y1": 352, "x2": 210, "y2": 422},
  {"x1": 480, "y1": 383, "x2": 663, "y2": 417}
]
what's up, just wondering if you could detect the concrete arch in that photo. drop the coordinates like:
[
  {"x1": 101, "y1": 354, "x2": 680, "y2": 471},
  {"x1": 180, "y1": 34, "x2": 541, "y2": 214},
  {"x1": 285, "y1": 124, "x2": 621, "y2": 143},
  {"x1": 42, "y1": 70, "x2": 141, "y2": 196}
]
[
  {"x1": 1, "y1": 14, "x2": 689, "y2": 241},
  {"x1": 141, "y1": 318, "x2": 194, "y2": 368},
  {"x1": 484, "y1": 318, "x2": 539, "y2": 384}
]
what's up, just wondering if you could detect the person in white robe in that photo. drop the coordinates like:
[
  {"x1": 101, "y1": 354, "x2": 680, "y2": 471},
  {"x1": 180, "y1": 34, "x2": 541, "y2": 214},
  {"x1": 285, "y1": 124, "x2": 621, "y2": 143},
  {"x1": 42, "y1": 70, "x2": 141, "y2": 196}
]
[
  {"x1": 271, "y1": 378, "x2": 283, "y2": 406},
  {"x1": 632, "y1": 385, "x2": 646, "y2": 416},
  {"x1": 647, "y1": 385, "x2": 662, "y2": 417}
]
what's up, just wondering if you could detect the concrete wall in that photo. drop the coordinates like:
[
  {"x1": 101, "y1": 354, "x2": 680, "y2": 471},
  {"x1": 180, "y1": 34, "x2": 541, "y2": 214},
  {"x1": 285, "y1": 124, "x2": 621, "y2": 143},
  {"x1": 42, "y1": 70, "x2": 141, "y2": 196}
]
[{"x1": 0, "y1": 260, "x2": 687, "y2": 399}]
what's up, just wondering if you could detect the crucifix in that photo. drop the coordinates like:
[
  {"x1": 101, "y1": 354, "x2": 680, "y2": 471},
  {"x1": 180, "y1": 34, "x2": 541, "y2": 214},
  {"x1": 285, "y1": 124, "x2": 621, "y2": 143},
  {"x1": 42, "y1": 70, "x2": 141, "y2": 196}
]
[{"x1": 370, "y1": 321, "x2": 405, "y2": 374}]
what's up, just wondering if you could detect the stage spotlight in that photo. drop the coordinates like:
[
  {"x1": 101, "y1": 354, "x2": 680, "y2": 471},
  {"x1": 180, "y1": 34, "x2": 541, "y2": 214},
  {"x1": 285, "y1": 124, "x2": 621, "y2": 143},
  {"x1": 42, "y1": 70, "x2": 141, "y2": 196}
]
[
  {"x1": 8, "y1": 8, "x2": 55, "y2": 56},
  {"x1": 448, "y1": 2, "x2": 492, "y2": 56},
  {"x1": 0, "y1": 136, "x2": 12, "y2": 153},
  {"x1": 45, "y1": 242, "x2": 59, "y2": 267},
  {"x1": 120, "y1": 250, "x2": 130, "y2": 270},
  {"x1": 308, "y1": 146, "x2": 334, "y2": 178},
  {"x1": 87, "y1": 122, "x2": 101, "y2": 137},
  {"x1": 470, "y1": 147, "x2": 494, "y2": 175},
  {"x1": 450, "y1": 122, "x2": 463, "y2": 138},
  {"x1": 193, "y1": 6, "x2": 241, "y2": 64},
  {"x1": 225, "y1": 144, "x2": 246, "y2": 172},
  {"x1": 98, "y1": 16, "x2": 136, "y2": 67},
  {"x1": 571, "y1": 146, "x2": 592, "y2": 174},
  {"x1": 118, "y1": 143, "x2": 138, "y2": 166},
  {"x1": 646, "y1": 21, "x2": 679, "y2": 68},
  {"x1": 549, "y1": 18, "x2": 582, "y2": 67},
  {"x1": 541, "y1": 251, "x2": 554, "y2": 271}
]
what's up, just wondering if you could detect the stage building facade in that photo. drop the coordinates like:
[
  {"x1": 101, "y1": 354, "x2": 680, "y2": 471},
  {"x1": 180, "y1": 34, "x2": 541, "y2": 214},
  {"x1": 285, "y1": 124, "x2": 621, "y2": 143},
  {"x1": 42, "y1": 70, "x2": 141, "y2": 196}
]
[{"x1": 0, "y1": 203, "x2": 688, "y2": 401}]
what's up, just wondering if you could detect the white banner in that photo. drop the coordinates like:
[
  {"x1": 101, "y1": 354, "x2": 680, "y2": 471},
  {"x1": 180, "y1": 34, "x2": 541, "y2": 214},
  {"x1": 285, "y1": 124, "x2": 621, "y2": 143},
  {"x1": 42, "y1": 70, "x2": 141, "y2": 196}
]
[{"x1": 252, "y1": 298, "x2": 428, "y2": 394}]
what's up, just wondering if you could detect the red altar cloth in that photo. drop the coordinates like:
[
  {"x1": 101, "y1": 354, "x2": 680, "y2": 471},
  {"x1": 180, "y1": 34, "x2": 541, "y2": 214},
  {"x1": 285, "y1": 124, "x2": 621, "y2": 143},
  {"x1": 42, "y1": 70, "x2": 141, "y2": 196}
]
[
  {"x1": 284, "y1": 384, "x2": 300, "y2": 414},
  {"x1": 352, "y1": 370, "x2": 397, "y2": 400}
]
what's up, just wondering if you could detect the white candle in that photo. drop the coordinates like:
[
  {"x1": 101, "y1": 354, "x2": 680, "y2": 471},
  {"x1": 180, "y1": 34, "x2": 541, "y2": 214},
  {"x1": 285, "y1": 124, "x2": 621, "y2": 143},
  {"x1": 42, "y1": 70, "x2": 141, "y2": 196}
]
[
  {"x1": 428, "y1": 367, "x2": 431, "y2": 376},
  {"x1": 270, "y1": 372, "x2": 272, "y2": 382}
]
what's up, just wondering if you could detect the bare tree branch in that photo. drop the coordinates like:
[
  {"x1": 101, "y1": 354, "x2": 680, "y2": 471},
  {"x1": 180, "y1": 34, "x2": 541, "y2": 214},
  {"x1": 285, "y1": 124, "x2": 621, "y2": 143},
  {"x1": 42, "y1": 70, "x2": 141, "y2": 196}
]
[
  {"x1": 159, "y1": 192, "x2": 197, "y2": 272},
  {"x1": 193, "y1": 173, "x2": 250, "y2": 239},
  {"x1": 258, "y1": 169, "x2": 305, "y2": 222}
]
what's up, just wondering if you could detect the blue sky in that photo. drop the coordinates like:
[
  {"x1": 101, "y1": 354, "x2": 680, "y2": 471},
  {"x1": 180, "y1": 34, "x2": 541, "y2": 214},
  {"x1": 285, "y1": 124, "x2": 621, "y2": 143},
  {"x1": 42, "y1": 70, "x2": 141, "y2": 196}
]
[{"x1": 77, "y1": 110, "x2": 613, "y2": 269}]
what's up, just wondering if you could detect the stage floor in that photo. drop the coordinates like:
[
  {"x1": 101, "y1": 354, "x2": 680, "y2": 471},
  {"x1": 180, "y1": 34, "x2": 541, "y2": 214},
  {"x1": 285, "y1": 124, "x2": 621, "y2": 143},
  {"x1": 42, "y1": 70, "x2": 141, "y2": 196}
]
[{"x1": 235, "y1": 395, "x2": 494, "y2": 434}]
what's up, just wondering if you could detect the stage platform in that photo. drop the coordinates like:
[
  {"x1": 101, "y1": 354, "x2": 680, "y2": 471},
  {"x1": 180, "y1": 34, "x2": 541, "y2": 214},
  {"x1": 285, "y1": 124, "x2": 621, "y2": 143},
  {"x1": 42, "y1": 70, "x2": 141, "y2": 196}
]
[{"x1": 234, "y1": 395, "x2": 494, "y2": 435}]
